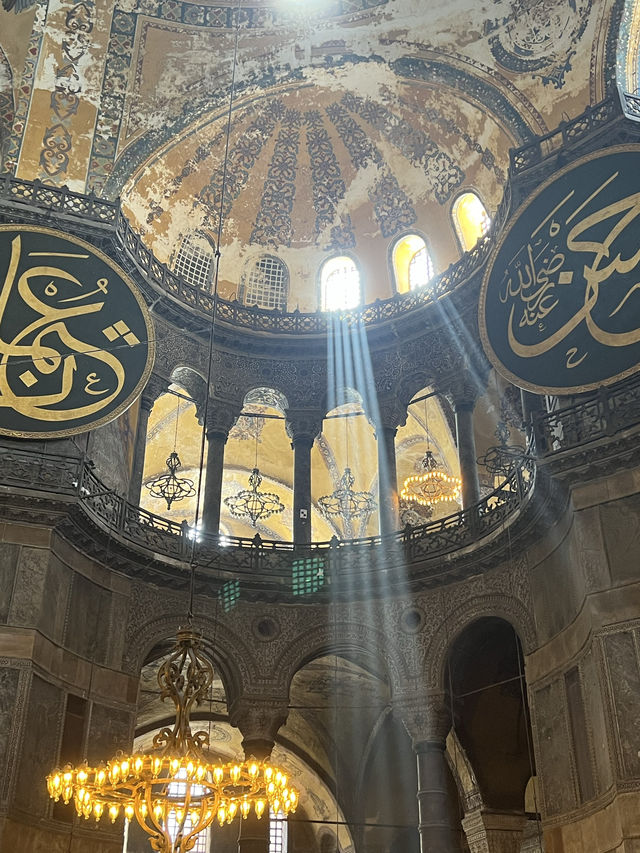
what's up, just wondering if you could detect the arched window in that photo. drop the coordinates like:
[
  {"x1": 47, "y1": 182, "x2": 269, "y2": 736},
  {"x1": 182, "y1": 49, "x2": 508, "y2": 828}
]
[
  {"x1": 452, "y1": 192, "x2": 491, "y2": 252},
  {"x1": 242, "y1": 255, "x2": 288, "y2": 311},
  {"x1": 270, "y1": 807, "x2": 288, "y2": 853},
  {"x1": 392, "y1": 234, "x2": 434, "y2": 294},
  {"x1": 320, "y1": 255, "x2": 361, "y2": 311},
  {"x1": 173, "y1": 231, "x2": 215, "y2": 290}
]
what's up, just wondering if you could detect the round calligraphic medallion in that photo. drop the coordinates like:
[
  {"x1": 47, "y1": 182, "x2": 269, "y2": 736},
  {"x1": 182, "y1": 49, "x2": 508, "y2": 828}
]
[
  {"x1": 0, "y1": 225, "x2": 155, "y2": 438},
  {"x1": 480, "y1": 145, "x2": 640, "y2": 394}
]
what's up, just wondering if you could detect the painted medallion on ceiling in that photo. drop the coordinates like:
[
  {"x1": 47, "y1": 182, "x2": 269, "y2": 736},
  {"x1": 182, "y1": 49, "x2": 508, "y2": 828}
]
[{"x1": 486, "y1": 0, "x2": 592, "y2": 89}]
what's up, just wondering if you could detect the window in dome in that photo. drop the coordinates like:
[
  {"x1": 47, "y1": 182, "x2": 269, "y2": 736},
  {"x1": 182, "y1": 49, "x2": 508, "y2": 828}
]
[
  {"x1": 173, "y1": 231, "x2": 215, "y2": 290},
  {"x1": 452, "y1": 192, "x2": 491, "y2": 252},
  {"x1": 392, "y1": 234, "x2": 435, "y2": 294},
  {"x1": 270, "y1": 807, "x2": 288, "y2": 853},
  {"x1": 243, "y1": 255, "x2": 288, "y2": 311},
  {"x1": 320, "y1": 256, "x2": 361, "y2": 311}
]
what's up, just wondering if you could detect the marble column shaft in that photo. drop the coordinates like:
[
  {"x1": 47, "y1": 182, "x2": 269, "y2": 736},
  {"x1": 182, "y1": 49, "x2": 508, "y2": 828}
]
[
  {"x1": 202, "y1": 427, "x2": 229, "y2": 534},
  {"x1": 454, "y1": 402, "x2": 480, "y2": 511},
  {"x1": 377, "y1": 424, "x2": 400, "y2": 536}
]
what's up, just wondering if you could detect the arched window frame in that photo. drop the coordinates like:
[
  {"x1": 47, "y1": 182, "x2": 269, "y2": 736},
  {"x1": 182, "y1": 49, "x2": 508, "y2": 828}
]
[
  {"x1": 239, "y1": 254, "x2": 289, "y2": 311},
  {"x1": 390, "y1": 231, "x2": 435, "y2": 295},
  {"x1": 269, "y1": 807, "x2": 288, "y2": 853},
  {"x1": 172, "y1": 231, "x2": 216, "y2": 290},
  {"x1": 318, "y1": 253, "x2": 363, "y2": 312},
  {"x1": 451, "y1": 190, "x2": 492, "y2": 253}
]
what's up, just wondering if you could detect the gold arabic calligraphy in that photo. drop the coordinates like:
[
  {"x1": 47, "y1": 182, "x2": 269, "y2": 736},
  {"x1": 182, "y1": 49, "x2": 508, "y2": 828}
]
[
  {"x1": 498, "y1": 171, "x2": 640, "y2": 369},
  {"x1": 0, "y1": 235, "x2": 136, "y2": 423}
]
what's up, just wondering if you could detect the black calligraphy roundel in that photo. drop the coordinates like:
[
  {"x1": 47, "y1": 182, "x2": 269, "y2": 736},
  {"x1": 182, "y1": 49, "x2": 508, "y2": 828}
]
[
  {"x1": 480, "y1": 145, "x2": 640, "y2": 394},
  {"x1": 0, "y1": 225, "x2": 155, "y2": 438}
]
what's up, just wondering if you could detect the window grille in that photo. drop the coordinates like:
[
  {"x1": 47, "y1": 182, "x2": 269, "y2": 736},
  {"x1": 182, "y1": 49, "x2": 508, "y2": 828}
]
[
  {"x1": 244, "y1": 256, "x2": 288, "y2": 311},
  {"x1": 173, "y1": 232, "x2": 214, "y2": 290},
  {"x1": 166, "y1": 772, "x2": 209, "y2": 852},
  {"x1": 270, "y1": 807, "x2": 288, "y2": 853}
]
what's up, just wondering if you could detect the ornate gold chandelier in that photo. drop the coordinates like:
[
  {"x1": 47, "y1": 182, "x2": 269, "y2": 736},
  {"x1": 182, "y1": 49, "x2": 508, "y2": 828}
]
[
  {"x1": 400, "y1": 449, "x2": 462, "y2": 507},
  {"x1": 46, "y1": 630, "x2": 298, "y2": 852},
  {"x1": 400, "y1": 397, "x2": 461, "y2": 509}
]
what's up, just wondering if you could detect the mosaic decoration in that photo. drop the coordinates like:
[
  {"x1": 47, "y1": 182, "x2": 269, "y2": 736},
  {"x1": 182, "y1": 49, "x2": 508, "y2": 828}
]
[
  {"x1": 38, "y1": 0, "x2": 95, "y2": 181},
  {"x1": 200, "y1": 100, "x2": 284, "y2": 234},
  {"x1": 341, "y1": 93, "x2": 465, "y2": 204},
  {"x1": 145, "y1": 112, "x2": 248, "y2": 226},
  {"x1": 305, "y1": 110, "x2": 355, "y2": 247},
  {"x1": 486, "y1": 0, "x2": 592, "y2": 90},
  {"x1": 0, "y1": 49, "x2": 15, "y2": 170},
  {"x1": 391, "y1": 56, "x2": 535, "y2": 143},
  {"x1": 0, "y1": 225, "x2": 155, "y2": 437},
  {"x1": 244, "y1": 386, "x2": 288, "y2": 411},
  {"x1": 86, "y1": 0, "x2": 389, "y2": 191},
  {"x1": 616, "y1": 0, "x2": 639, "y2": 94},
  {"x1": 2, "y1": 0, "x2": 48, "y2": 174},
  {"x1": 228, "y1": 412, "x2": 266, "y2": 442},
  {"x1": 325, "y1": 102, "x2": 416, "y2": 238},
  {"x1": 250, "y1": 112, "x2": 301, "y2": 247},
  {"x1": 480, "y1": 145, "x2": 640, "y2": 394}
]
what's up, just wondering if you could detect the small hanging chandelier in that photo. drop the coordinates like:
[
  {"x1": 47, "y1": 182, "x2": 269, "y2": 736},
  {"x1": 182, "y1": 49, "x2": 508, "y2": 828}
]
[
  {"x1": 46, "y1": 630, "x2": 298, "y2": 853},
  {"x1": 318, "y1": 411, "x2": 376, "y2": 526},
  {"x1": 318, "y1": 465, "x2": 377, "y2": 523},
  {"x1": 224, "y1": 428, "x2": 284, "y2": 527},
  {"x1": 146, "y1": 398, "x2": 197, "y2": 509},
  {"x1": 146, "y1": 451, "x2": 197, "y2": 509},
  {"x1": 476, "y1": 421, "x2": 527, "y2": 479},
  {"x1": 224, "y1": 467, "x2": 285, "y2": 527},
  {"x1": 400, "y1": 397, "x2": 461, "y2": 509}
]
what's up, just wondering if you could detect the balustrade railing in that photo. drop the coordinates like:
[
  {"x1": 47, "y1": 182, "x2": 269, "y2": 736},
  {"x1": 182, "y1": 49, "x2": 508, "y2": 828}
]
[
  {"x1": 0, "y1": 173, "x2": 492, "y2": 334},
  {"x1": 532, "y1": 373, "x2": 640, "y2": 456},
  {"x1": 509, "y1": 93, "x2": 624, "y2": 175},
  {"x1": 0, "y1": 441, "x2": 536, "y2": 590}
]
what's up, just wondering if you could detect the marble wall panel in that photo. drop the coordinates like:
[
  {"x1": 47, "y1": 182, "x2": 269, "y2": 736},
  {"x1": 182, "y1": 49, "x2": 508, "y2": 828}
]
[
  {"x1": 64, "y1": 573, "x2": 111, "y2": 665},
  {"x1": 0, "y1": 543, "x2": 20, "y2": 623},
  {"x1": 600, "y1": 494, "x2": 640, "y2": 584},
  {"x1": 532, "y1": 678, "x2": 578, "y2": 817},
  {"x1": 603, "y1": 630, "x2": 640, "y2": 779},
  {"x1": 13, "y1": 674, "x2": 63, "y2": 816},
  {"x1": 39, "y1": 553, "x2": 71, "y2": 643},
  {"x1": 0, "y1": 668, "x2": 20, "y2": 801},
  {"x1": 8, "y1": 546, "x2": 48, "y2": 628},
  {"x1": 581, "y1": 645, "x2": 613, "y2": 796},
  {"x1": 565, "y1": 666, "x2": 596, "y2": 803},
  {"x1": 86, "y1": 702, "x2": 134, "y2": 766}
]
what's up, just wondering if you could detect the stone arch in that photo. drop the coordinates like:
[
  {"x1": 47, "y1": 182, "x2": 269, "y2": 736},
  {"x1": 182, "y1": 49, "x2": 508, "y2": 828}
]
[
  {"x1": 122, "y1": 609, "x2": 261, "y2": 707},
  {"x1": 170, "y1": 365, "x2": 208, "y2": 421},
  {"x1": 427, "y1": 593, "x2": 537, "y2": 691},
  {"x1": 273, "y1": 620, "x2": 411, "y2": 696}
]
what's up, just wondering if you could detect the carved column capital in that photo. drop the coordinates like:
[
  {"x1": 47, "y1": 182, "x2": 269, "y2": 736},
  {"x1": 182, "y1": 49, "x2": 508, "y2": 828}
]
[
  {"x1": 140, "y1": 373, "x2": 169, "y2": 412},
  {"x1": 376, "y1": 396, "x2": 408, "y2": 432},
  {"x1": 205, "y1": 400, "x2": 241, "y2": 440},
  {"x1": 395, "y1": 691, "x2": 451, "y2": 749},
  {"x1": 285, "y1": 409, "x2": 323, "y2": 447},
  {"x1": 462, "y1": 809, "x2": 527, "y2": 853},
  {"x1": 443, "y1": 372, "x2": 481, "y2": 412},
  {"x1": 229, "y1": 696, "x2": 289, "y2": 760}
]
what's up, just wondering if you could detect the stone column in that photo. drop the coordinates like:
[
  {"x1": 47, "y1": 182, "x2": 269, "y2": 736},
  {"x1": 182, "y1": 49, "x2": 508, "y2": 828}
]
[
  {"x1": 128, "y1": 375, "x2": 168, "y2": 506},
  {"x1": 462, "y1": 809, "x2": 527, "y2": 853},
  {"x1": 229, "y1": 697, "x2": 290, "y2": 853},
  {"x1": 446, "y1": 378, "x2": 481, "y2": 511},
  {"x1": 286, "y1": 411, "x2": 322, "y2": 545},
  {"x1": 397, "y1": 693, "x2": 462, "y2": 853},
  {"x1": 202, "y1": 403, "x2": 239, "y2": 535},
  {"x1": 376, "y1": 400, "x2": 406, "y2": 537}
]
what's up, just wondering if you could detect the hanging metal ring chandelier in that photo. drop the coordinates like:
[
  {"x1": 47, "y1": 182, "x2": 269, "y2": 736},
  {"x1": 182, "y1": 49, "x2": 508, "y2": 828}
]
[
  {"x1": 400, "y1": 449, "x2": 462, "y2": 508},
  {"x1": 46, "y1": 630, "x2": 298, "y2": 852},
  {"x1": 146, "y1": 451, "x2": 197, "y2": 509},
  {"x1": 318, "y1": 466, "x2": 377, "y2": 523},
  {"x1": 224, "y1": 467, "x2": 284, "y2": 527}
]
